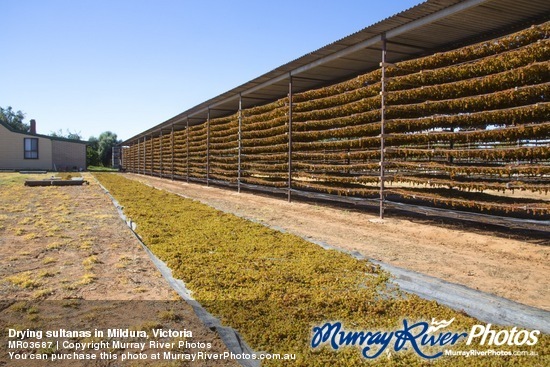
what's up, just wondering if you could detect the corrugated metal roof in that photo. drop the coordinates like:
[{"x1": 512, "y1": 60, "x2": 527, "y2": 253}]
[{"x1": 122, "y1": 0, "x2": 550, "y2": 144}]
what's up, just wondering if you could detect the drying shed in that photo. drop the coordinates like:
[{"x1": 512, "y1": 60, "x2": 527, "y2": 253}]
[{"x1": 119, "y1": 0, "x2": 550, "y2": 230}]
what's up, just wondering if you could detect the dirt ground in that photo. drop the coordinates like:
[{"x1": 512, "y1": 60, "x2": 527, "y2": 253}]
[
  {"x1": 0, "y1": 172, "x2": 237, "y2": 366},
  {"x1": 125, "y1": 173, "x2": 550, "y2": 312}
]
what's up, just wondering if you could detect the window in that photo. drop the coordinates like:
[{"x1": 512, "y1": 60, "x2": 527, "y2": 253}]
[{"x1": 24, "y1": 138, "x2": 39, "y2": 159}]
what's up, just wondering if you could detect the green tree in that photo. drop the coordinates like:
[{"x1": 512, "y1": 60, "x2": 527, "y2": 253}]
[
  {"x1": 86, "y1": 136, "x2": 100, "y2": 166},
  {"x1": 97, "y1": 131, "x2": 121, "y2": 167},
  {"x1": 66, "y1": 131, "x2": 82, "y2": 140},
  {"x1": 0, "y1": 106, "x2": 29, "y2": 132}
]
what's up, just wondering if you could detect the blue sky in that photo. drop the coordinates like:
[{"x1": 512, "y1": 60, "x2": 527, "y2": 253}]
[{"x1": 1, "y1": 0, "x2": 422, "y2": 141}]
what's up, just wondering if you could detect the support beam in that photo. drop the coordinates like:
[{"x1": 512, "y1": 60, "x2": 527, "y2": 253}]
[
  {"x1": 206, "y1": 108, "x2": 210, "y2": 186},
  {"x1": 171, "y1": 124, "x2": 175, "y2": 180},
  {"x1": 150, "y1": 134, "x2": 153, "y2": 176},
  {"x1": 240, "y1": 96, "x2": 274, "y2": 103},
  {"x1": 379, "y1": 34, "x2": 387, "y2": 219},
  {"x1": 137, "y1": 139, "x2": 140, "y2": 174},
  {"x1": 290, "y1": 0, "x2": 486, "y2": 78},
  {"x1": 208, "y1": 107, "x2": 235, "y2": 113},
  {"x1": 238, "y1": 94, "x2": 242, "y2": 193},
  {"x1": 288, "y1": 73, "x2": 293, "y2": 203},
  {"x1": 143, "y1": 136, "x2": 147, "y2": 175},
  {"x1": 186, "y1": 117, "x2": 190, "y2": 183},
  {"x1": 290, "y1": 75, "x2": 328, "y2": 82},
  {"x1": 160, "y1": 130, "x2": 163, "y2": 178}
]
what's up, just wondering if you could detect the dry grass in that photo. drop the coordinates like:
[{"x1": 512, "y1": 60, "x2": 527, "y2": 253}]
[
  {"x1": 82, "y1": 255, "x2": 99, "y2": 268},
  {"x1": 42, "y1": 256, "x2": 57, "y2": 265},
  {"x1": 6, "y1": 272, "x2": 42, "y2": 289},
  {"x1": 46, "y1": 241, "x2": 63, "y2": 250},
  {"x1": 116, "y1": 255, "x2": 132, "y2": 268},
  {"x1": 32, "y1": 288, "x2": 54, "y2": 300},
  {"x1": 38, "y1": 269, "x2": 58, "y2": 278},
  {"x1": 0, "y1": 172, "x2": 257, "y2": 366},
  {"x1": 0, "y1": 173, "x2": 109, "y2": 298},
  {"x1": 79, "y1": 272, "x2": 97, "y2": 285},
  {"x1": 158, "y1": 309, "x2": 181, "y2": 322}
]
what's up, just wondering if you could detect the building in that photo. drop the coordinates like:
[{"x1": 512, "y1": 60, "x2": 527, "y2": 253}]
[
  {"x1": 0, "y1": 119, "x2": 87, "y2": 171},
  {"x1": 119, "y1": 0, "x2": 549, "y2": 229}
]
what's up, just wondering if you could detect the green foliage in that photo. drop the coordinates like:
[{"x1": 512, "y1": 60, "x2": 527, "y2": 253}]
[
  {"x1": 86, "y1": 146, "x2": 100, "y2": 166},
  {"x1": 87, "y1": 136, "x2": 99, "y2": 150},
  {"x1": 86, "y1": 136, "x2": 100, "y2": 167},
  {"x1": 49, "y1": 129, "x2": 82, "y2": 140},
  {"x1": 0, "y1": 106, "x2": 29, "y2": 132},
  {"x1": 85, "y1": 133, "x2": 120, "y2": 167},
  {"x1": 97, "y1": 131, "x2": 120, "y2": 167},
  {"x1": 86, "y1": 165, "x2": 118, "y2": 172}
]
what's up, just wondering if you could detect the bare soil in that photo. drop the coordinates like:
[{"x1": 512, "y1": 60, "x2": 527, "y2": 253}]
[
  {"x1": 0, "y1": 172, "x2": 237, "y2": 366},
  {"x1": 126, "y1": 173, "x2": 550, "y2": 312}
]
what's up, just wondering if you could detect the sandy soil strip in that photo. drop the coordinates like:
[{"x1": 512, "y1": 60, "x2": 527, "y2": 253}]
[{"x1": 0, "y1": 172, "x2": 237, "y2": 366}]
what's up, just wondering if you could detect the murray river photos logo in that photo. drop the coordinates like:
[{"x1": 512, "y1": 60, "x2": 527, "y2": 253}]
[{"x1": 310, "y1": 318, "x2": 540, "y2": 359}]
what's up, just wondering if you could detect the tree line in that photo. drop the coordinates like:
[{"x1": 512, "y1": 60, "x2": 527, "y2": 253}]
[{"x1": 0, "y1": 106, "x2": 120, "y2": 167}]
